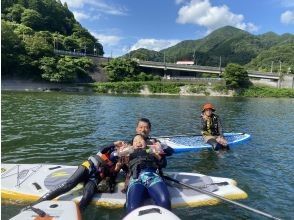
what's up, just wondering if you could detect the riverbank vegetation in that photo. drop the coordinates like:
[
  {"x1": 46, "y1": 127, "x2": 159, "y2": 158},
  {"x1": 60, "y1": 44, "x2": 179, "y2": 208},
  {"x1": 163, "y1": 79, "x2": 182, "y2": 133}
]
[
  {"x1": 1, "y1": 0, "x2": 102, "y2": 82},
  {"x1": 88, "y1": 81, "x2": 293, "y2": 98},
  {"x1": 237, "y1": 86, "x2": 294, "y2": 98},
  {"x1": 89, "y1": 81, "x2": 185, "y2": 94}
]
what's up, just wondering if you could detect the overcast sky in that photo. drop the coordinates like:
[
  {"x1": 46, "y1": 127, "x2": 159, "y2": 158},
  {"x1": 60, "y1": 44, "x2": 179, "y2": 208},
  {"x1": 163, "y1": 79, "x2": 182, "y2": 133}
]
[{"x1": 61, "y1": 0, "x2": 294, "y2": 57}]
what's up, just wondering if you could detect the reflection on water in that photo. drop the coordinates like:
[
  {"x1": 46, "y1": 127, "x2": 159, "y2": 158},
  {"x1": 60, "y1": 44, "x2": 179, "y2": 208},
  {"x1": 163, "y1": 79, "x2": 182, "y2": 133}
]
[{"x1": 1, "y1": 92, "x2": 294, "y2": 220}]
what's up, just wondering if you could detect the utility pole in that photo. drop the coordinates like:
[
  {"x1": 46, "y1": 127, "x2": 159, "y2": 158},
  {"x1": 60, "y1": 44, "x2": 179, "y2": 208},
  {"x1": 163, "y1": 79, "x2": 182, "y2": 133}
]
[
  {"x1": 278, "y1": 60, "x2": 282, "y2": 88},
  {"x1": 193, "y1": 49, "x2": 196, "y2": 65},
  {"x1": 219, "y1": 56, "x2": 222, "y2": 77},
  {"x1": 271, "y1": 61, "x2": 273, "y2": 73}
]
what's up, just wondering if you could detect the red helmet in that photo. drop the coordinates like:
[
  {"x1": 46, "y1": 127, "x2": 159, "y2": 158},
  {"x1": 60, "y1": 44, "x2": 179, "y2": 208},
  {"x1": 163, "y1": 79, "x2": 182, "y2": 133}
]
[{"x1": 202, "y1": 103, "x2": 215, "y2": 112}]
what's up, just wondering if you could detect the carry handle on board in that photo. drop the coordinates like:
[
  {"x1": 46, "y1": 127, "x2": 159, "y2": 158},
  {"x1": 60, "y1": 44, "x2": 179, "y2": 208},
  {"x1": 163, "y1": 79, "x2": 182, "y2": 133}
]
[
  {"x1": 138, "y1": 207, "x2": 162, "y2": 216},
  {"x1": 163, "y1": 175, "x2": 282, "y2": 220}
]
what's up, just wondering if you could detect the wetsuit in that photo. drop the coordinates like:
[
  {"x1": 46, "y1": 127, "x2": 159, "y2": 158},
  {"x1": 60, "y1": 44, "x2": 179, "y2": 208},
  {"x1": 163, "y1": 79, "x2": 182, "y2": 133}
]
[
  {"x1": 33, "y1": 145, "x2": 117, "y2": 211},
  {"x1": 125, "y1": 148, "x2": 171, "y2": 214}
]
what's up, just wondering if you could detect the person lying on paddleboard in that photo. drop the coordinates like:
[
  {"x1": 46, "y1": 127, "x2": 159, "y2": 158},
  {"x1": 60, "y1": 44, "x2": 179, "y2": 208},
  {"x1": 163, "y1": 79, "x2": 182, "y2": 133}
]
[
  {"x1": 24, "y1": 142, "x2": 123, "y2": 212},
  {"x1": 125, "y1": 133, "x2": 171, "y2": 214},
  {"x1": 200, "y1": 103, "x2": 229, "y2": 151}
]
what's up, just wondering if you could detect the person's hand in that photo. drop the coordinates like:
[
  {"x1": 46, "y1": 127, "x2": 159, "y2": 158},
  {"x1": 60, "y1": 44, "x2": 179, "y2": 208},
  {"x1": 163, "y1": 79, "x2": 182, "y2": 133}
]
[
  {"x1": 148, "y1": 142, "x2": 164, "y2": 154},
  {"x1": 201, "y1": 113, "x2": 208, "y2": 121},
  {"x1": 216, "y1": 136, "x2": 228, "y2": 146},
  {"x1": 114, "y1": 141, "x2": 127, "y2": 148}
]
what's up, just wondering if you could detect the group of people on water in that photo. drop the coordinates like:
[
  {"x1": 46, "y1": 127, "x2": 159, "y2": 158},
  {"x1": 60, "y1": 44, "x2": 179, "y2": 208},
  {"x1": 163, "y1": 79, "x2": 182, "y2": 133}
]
[{"x1": 24, "y1": 102, "x2": 228, "y2": 215}]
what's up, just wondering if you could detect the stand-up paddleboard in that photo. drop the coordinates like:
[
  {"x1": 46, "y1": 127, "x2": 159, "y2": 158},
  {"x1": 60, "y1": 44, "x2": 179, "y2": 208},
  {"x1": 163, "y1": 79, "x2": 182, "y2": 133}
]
[
  {"x1": 158, "y1": 133, "x2": 251, "y2": 153},
  {"x1": 10, "y1": 201, "x2": 81, "y2": 220},
  {"x1": 1, "y1": 164, "x2": 247, "y2": 208},
  {"x1": 123, "y1": 205, "x2": 181, "y2": 220}
]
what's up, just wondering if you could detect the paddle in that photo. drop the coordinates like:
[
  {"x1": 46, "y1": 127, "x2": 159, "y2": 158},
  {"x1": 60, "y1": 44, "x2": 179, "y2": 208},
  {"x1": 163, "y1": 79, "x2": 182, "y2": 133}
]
[
  {"x1": 163, "y1": 175, "x2": 282, "y2": 220},
  {"x1": 21, "y1": 205, "x2": 46, "y2": 217}
]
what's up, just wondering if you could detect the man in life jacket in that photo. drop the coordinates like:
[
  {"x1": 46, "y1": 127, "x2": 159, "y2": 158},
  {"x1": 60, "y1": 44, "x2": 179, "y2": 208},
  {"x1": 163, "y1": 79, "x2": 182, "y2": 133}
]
[
  {"x1": 201, "y1": 103, "x2": 229, "y2": 151},
  {"x1": 125, "y1": 134, "x2": 171, "y2": 214},
  {"x1": 25, "y1": 143, "x2": 121, "y2": 212}
]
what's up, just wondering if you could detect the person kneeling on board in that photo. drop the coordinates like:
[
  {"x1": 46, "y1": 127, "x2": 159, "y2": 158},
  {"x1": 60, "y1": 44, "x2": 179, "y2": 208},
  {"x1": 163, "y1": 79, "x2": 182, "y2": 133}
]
[
  {"x1": 201, "y1": 103, "x2": 229, "y2": 151},
  {"x1": 125, "y1": 134, "x2": 171, "y2": 214},
  {"x1": 25, "y1": 143, "x2": 122, "y2": 212}
]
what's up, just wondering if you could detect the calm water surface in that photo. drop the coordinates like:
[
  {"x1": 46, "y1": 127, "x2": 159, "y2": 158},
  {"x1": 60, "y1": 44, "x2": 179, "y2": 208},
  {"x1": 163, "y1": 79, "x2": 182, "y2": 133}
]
[{"x1": 1, "y1": 92, "x2": 294, "y2": 220}]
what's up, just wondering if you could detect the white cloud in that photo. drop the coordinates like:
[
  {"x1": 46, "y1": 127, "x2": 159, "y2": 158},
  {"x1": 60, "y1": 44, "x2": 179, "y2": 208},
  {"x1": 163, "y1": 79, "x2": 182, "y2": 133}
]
[
  {"x1": 91, "y1": 33, "x2": 122, "y2": 46},
  {"x1": 281, "y1": 10, "x2": 294, "y2": 24},
  {"x1": 130, "y1": 39, "x2": 181, "y2": 51},
  {"x1": 73, "y1": 11, "x2": 101, "y2": 21},
  {"x1": 176, "y1": 0, "x2": 258, "y2": 33},
  {"x1": 72, "y1": 11, "x2": 90, "y2": 21},
  {"x1": 61, "y1": 0, "x2": 127, "y2": 15}
]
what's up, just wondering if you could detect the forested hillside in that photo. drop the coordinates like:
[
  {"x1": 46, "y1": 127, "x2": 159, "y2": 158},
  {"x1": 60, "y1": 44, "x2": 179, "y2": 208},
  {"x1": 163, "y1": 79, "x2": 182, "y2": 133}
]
[
  {"x1": 1, "y1": 0, "x2": 104, "y2": 82},
  {"x1": 124, "y1": 26, "x2": 293, "y2": 73}
]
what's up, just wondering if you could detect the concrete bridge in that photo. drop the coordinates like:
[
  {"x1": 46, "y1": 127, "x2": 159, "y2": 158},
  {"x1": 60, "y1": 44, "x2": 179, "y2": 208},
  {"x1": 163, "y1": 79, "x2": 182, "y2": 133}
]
[
  {"x1": 53, "y1": 50, "x2": 293, "y2": 88},
  {"x1": 137, "y1": 61, "x2": 294, "y2": 88},
  {"x1": 138, "y1": 60, "x2": 280, "y2": 80}
]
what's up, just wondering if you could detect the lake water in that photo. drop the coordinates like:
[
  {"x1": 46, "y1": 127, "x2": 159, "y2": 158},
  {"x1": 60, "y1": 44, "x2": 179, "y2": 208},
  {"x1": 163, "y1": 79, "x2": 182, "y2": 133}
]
[{"x1": 1, "y1": 92, "x2": 294, "y2": 220}]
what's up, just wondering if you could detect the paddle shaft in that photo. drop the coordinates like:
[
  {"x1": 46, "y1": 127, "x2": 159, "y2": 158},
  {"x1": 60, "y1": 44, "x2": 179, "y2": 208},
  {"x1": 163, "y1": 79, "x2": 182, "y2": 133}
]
[{"x1": 163, "y1": 175, "x2": 282, "y2": 220}]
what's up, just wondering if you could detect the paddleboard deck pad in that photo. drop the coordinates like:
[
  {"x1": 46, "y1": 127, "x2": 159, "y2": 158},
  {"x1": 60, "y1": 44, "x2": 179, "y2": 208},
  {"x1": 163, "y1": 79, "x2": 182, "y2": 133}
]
[
  {"x1": 1, "y1": 164, "x2": 247, "y2": 208},
  {"x1": 158, "y1": 133, "x2": 251, "y2": 153},
  {"x1": 10, "y1": 201, "x2": 81, "y2": 220}
]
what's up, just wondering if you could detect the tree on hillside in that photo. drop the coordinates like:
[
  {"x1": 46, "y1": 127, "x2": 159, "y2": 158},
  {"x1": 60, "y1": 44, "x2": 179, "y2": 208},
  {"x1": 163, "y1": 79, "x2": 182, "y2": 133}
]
[
  {"x1": 13, "y1": 23, "x2": 34, "y2": 36},
  {"x1": 105, "y1": 58, "x2": 159, "y2": 82},
  {"x1": 105, "y1": 58, "x2": 141, "y2": 82},
  {"x1": 63, "y1": 36, "x2": 79, "y2": 51},
  {"x1": 40, "y1": 56, "x2": 94, "y2": 82},
  {"x1": 1, "y1": 20, "x2": 26, "y2": 77},
  {"x1": 223, "y1": 63, "x2": 251, "y2": 89},
  {"x1": 4, "y1": 4, "x2": 25, "y2": 22},
  {"x1": 21, "y1": 9, "x2": 43, "y2": 30}
]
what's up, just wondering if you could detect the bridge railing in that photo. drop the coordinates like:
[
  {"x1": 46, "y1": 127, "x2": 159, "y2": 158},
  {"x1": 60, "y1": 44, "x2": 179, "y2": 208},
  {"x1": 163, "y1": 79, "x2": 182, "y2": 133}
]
[
  {"x1": 53, "y1": 49, "x2": 101, "y2": 57},
  {"x1": 139, "y1": 61, "x2": 223, "y2": 71}
]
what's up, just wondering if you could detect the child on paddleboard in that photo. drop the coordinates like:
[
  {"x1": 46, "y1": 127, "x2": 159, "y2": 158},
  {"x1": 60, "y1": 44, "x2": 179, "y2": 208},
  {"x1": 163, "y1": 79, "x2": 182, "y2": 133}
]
[
  {"x1": 200, "y1": 103, "x2": 229, "y2": 151},
  {"x1": 124, "y1": 134, "x2": 171, "y2": 214}
]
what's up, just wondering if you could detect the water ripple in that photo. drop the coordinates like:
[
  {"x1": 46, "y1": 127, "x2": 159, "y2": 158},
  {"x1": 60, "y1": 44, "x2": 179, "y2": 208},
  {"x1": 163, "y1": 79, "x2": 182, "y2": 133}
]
[{"x1": 1, "y1": 92, "x2": 294, "y2": 220}]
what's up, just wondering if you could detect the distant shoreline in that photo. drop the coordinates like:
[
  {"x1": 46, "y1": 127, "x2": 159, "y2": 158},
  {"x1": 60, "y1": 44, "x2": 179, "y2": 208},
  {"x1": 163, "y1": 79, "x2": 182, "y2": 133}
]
[
  {"x1": 1, "y1": 80, "x2": 88, "y2": 93},
  {"x1": 2, "y1": 80, "x2": 293, "y2": 98}
]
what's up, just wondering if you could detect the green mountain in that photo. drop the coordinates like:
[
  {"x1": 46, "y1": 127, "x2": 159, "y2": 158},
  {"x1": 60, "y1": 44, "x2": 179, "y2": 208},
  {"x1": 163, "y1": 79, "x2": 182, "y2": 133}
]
[
  {"x1": 125, "y1": 26, "x2": 293, "y2": 72},
  {"x1": 127, "y1": 48, "x2": 163, "y2": 62},
  {"x1": 1, "y1": 0, "x2": 104, "y2": 82}
]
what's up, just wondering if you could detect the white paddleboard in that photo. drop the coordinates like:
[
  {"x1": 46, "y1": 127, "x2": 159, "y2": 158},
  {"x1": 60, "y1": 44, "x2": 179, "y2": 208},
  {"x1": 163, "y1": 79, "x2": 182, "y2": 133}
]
[
  {"x1": 9, "y1": 201, "x2": 81, "y2": 220},
  {"x1": 1, "y1": 163, "x2": 247, "y2": 208}
]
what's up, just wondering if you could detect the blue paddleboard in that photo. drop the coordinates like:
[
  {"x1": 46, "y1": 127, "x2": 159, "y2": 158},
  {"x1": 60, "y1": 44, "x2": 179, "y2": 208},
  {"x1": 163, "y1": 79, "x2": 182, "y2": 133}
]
[{"x1": 158, "y1": 133, "x2": 251, "y2": 153}]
